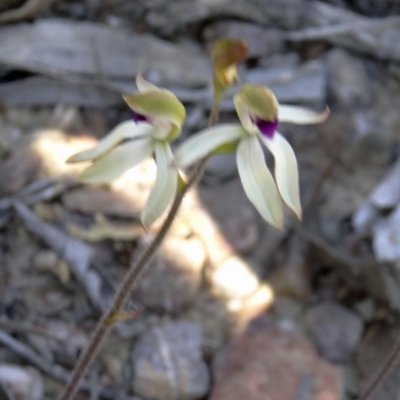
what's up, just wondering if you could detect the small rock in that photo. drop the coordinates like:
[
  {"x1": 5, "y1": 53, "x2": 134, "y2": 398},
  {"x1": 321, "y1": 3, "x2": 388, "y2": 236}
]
[
  {"x1": 273, "y1": 296, "x2": 304, "y2": 322},
  {"x1": 269, "y1": 237, "x2": 311, "y2": 299},
  {"x1": 210, "y1": 317, "x2": 342, "y2": 400},
  {"x1": 182, "y1": 292, "x2": 233, "y2": 357},
  {"x1": 0, "y1": 364, "x2": 43, "y2": 400},
  {"x1": 33, "y1": 250, "x2": 58, "y2": 270},
  {"x1": 305, "y1": 302, "x2": 364, "y2": 363},
  {"x1": 369, "y1": 157, "x2": 400, "y2": 209},
  {"x1": 373, "y1": 204, "x2": 400, "y2": 262},
  {"x1": 354, "y1": 298, "x2": 376, "y2": 323},
  {"x1": 352, "y1": 201, "x2": 379, "y2": 235},
  {"x1": 0, "y1": 145, "x2": 41, "y2": 194},
  {"x1": 34, "y1": 250, "x2": 70, "y2": 283},
  {"x1": 327, "y1": 49, "x2": 373, "y2": 106},
  {"x1": 134, "y1": 236, "x2": 206, "y2": 313},
  {"x1": 33, "y1": 202, "x2": 63, "y2": 222},
  {"x1": 132, "y1": 321, "x2": 210, "y2": 400},
  {"x1": 0, "y1": 123, "x2": 22, "y2": 157}
]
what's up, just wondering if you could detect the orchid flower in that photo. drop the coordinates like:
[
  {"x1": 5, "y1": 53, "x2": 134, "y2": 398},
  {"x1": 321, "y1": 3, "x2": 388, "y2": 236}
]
[
  {"x1": 67, "y1": 75, "x2": 186, "y2": 229},
  {"x1": 175, "y1": 84, "x2": 329, "y2": 229}
]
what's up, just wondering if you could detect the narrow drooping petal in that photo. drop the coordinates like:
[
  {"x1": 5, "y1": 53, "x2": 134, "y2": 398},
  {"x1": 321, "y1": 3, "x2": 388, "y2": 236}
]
[
  {"x1": 278, "y1": 105, "x2": 330, "y2": 125},
  {"x1": 79, "y1": 137, "x2": 153, "y2": 184},
  {"x1": 262, "y1": 132, "x2": 302, "y2": 219},
  {"x1": 237, "y1": 136, "x2": 283, "y2": 229},
  {"x1": 67, "y1": 121, "x2": 152, "y2": 163},
  {"x1": 141, "y1": 142, "x2": 177, "y2": 229},
  {"x1": 175, "y1": 124, "x2": 246, "y2": 167}
]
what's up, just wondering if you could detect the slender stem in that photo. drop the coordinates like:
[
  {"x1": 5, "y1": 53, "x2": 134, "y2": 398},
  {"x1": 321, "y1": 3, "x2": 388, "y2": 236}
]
[
  {"x1": 209, "y1": 102, "x2": 220, "y2": 126},
  {"x1": 357, "y1": 333, "x2": 400, "y2": 400},
  {"x1": 58, "y1": 103, "x2": 219, "y2": 400}
]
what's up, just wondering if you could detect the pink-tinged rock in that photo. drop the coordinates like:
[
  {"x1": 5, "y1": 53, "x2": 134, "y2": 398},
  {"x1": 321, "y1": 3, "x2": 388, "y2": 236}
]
[{"x1": 210, "y1": 318, "x2": 342, "y2": 400}]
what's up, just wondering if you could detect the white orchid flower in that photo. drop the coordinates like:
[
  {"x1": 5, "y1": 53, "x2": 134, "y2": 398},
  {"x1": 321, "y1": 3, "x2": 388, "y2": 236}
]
[
  {"x1": 175, "y1": 84, "x2": 329, "y2": 229},
  {"x1": 67, "y1": 75, "x2": 186, "y2": 229}
]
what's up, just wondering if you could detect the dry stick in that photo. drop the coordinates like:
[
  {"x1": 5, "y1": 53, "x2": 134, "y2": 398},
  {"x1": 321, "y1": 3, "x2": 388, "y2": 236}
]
[
  {"x1": 357, "y1": 335, "x2": 400, "y2": 400},
  {"x1": 58, "y1": 104, "x2": 219, "y2": 400},
  {"x1": 286, "y1": 15, "x2": 400, "y2": 42},
  {"x1": 0, "y1": 318, "x2": 64, "y2": 342}
]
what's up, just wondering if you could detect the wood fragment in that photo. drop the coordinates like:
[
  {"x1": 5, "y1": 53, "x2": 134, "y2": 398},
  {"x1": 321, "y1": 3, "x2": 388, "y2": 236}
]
[
  {"x1": 287, "y1": 16, "x2": 400, "y2": 42},
  {"x1": 13, "y1": 201, "x2": 105, "y2": 311},
  {"x1": 0, "y1": 176, "x2": 76, "y2": 211},
  {"x1": 0, "y1": 0, "x2": 59, "y2": 23},
  {"x1": 0, "y1": 318, "x2": 63, "y2": 342},
  {"x1": 0, "y1": 330, "x2": 114, "y2": 398},
  {"x1": 0, "y1": 329, "x2": 71, "y2": 383}
]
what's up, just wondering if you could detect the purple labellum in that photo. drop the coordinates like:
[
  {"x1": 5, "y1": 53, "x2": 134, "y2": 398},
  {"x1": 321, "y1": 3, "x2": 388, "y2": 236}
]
[
  {"x1": 254, "y1": 118, "x2": 278, "y2": 139},
  {"x1": 133, "y1": 112, "x2": 149, "y2": 123}
]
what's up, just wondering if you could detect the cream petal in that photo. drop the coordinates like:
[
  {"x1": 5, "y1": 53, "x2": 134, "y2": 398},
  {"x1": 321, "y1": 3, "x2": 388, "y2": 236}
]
[
  {"x1": 141, "y1": 142, "x2": 177, "y2": 229},
  {"x1": 262, "y1": 132, "x2": 302, "y2": 219},
  {"x1": 175, "y1": 124, "x2": 246, "y2": 167},
  {"x1": 67, "y1": 121, "x2": 152, "y2": 163},
  {"x1": 278, "y1": 105, "x2": 329, "y2": 125},
  {"x1": 79, "y1": 137, "x2": 153, "y2": 184},
  {"x1": 237, "y1": 136, "x2": 283, "y2": 229}
]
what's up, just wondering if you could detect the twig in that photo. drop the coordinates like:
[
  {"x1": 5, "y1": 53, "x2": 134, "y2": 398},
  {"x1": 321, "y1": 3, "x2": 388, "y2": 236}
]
[
  {"x1": 0, "y1": 318, "x2": 64, "y2": 342},
  {"x1": 357, "y1": 335, "x2": 400, "y2": 400},
  {"x1": 0, "y1": 329, "x2": 73, "y2": 383},
  {"x1": 0, "y1": 329, "x2": 114, "y2": 398},
  {"x1": 0, "y1": 175, "x2": 76, "y2": 211},
  {"x1": 14, "y1": 201, "x2": 102, "y2": 311},
  {"x1": 57, "y1": 102, "x2": 220, "y2": 400},
  {"x1": 287, "y1": 16, "x2": 400, "y2": 42},
  {"x1": 0, "y1": 0, "x2": 60, "y2": 23}
]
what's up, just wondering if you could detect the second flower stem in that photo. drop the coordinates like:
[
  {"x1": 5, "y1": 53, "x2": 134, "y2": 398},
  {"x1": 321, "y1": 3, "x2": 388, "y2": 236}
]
[{"x1": 58, "y1": 104, "x2": 219, "y2": 400}]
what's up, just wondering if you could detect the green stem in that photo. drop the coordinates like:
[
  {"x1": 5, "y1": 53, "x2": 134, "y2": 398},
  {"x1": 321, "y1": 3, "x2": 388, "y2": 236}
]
[{"x1": 57, "y1": 103, "x2": 219, "y2": 400}]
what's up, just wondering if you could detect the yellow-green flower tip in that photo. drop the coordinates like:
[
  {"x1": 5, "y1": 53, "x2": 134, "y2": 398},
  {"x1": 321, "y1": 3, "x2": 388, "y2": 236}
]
[
  {"x1": 123, "y1": 89, "x2": 186, "y2": 141},
  {"x1": 235, "y1": 84, "x2": 279, "y2": 122},
  {"x1": 211, "y1": 38, "x2": 249, "y2": 100}
]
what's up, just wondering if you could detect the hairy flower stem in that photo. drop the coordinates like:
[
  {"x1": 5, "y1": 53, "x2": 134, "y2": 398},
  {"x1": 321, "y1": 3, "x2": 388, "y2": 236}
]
[{"x1": 58, "y1": 103, "x2": 220, "y2": 400}]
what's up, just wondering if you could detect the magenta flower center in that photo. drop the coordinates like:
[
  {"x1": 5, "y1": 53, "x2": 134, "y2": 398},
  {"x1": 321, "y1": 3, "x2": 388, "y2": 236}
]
[
  {"x1": 133, "y1": 112, "x2": 149, "y2": 123},
  {"x1": 253, "y1": 117, "x2": 278, "y2": 139}
]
